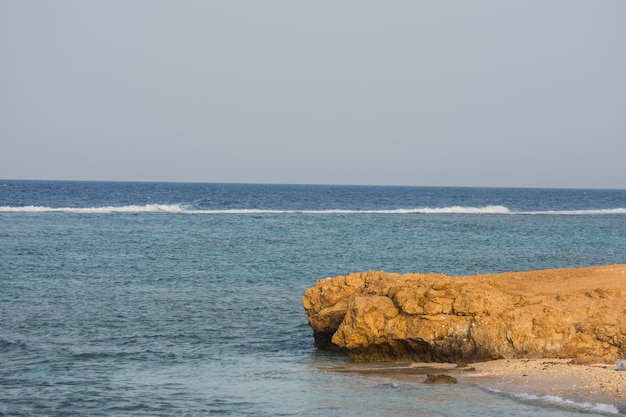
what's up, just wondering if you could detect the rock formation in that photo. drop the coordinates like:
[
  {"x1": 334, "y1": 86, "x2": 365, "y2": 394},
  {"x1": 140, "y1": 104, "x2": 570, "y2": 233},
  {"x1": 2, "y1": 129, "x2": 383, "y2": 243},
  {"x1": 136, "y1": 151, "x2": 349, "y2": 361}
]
[
  {"x1": 424, "y1": 374, "x2": 458, "y2": 384},
  {"x1": 302, "y1": 265, "x2": 626, "y2": 363}
]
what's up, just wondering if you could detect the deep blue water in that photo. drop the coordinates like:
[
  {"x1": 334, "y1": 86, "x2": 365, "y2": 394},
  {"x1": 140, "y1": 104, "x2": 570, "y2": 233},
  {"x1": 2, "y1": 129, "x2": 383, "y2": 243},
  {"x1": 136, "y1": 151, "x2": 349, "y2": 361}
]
[{"x1": 1, "y1": 180, "x2": 625, "y2": 416}]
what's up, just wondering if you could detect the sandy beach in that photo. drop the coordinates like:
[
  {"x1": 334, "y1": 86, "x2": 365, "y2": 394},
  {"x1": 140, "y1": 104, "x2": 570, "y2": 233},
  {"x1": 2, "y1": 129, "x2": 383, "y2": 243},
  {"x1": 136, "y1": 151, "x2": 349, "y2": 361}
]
[
  {"x1": 328, "y1": 358, "x2": 626, "y2": 413},
  {"x1": 460, "y1": 359, "x2": 625, "y2": 413}
]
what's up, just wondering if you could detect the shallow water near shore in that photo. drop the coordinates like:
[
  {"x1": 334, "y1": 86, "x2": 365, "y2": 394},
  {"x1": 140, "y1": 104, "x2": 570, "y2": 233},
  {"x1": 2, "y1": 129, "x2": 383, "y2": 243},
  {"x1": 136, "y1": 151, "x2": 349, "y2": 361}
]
[{"x1": 1, "y1": 181, "x2": 625, "y2": 416}]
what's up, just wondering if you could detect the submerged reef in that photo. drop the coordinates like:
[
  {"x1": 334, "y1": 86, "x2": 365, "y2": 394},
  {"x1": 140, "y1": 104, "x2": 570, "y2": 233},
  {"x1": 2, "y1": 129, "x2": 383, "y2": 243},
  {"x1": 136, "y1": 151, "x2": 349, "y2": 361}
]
[{"x1": 303, "y1": 265, "x2": 626, "y2": 363}]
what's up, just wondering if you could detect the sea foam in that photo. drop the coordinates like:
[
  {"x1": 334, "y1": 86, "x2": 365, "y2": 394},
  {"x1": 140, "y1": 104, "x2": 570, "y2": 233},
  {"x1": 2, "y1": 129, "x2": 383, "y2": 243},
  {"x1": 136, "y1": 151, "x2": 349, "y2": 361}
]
[
  {"x1": 0, "y1": 204, "x2": 187, "y2": 214},
  {"x1": 512, "y1": 392, "x2": 620, "y2": 414},
  {"x1": 1, "y1": 205, "x2": 625, "y2": 215},
  {"x1": 524, "y1": 208, "x2": 626, "y2": 215},
  {"x1": 0, "y1": 205, "x2": 509, "y2": 214},
  {"x1": 486, "y1": 388, "x2": 621, "y2": 414}
]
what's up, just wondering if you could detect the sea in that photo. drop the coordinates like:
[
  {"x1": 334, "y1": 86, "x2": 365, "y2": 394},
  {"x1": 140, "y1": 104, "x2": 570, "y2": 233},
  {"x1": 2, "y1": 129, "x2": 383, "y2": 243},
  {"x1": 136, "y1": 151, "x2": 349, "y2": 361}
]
[{"x1": 1, "y1": 180, "x2": 625, "y2": 417}]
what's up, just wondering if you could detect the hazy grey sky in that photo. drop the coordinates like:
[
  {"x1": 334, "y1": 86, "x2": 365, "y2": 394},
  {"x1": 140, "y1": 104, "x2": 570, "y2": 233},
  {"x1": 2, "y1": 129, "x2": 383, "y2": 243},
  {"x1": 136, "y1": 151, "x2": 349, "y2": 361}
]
[{"x1": 1, "y1": 1, "x2": 625, "y2": 188}]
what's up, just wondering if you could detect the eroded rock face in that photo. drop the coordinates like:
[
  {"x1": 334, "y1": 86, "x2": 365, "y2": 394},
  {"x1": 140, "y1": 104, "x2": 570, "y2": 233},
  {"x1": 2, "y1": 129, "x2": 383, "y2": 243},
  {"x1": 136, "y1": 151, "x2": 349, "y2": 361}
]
[{"x1": 302, "y1": 266, "x2": 626, "y2": 363}]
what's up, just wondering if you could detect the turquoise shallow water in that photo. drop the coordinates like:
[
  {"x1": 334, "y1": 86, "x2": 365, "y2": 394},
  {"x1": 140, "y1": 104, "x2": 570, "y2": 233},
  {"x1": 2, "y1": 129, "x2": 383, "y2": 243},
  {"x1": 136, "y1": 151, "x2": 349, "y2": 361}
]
[{"x1": 1, "y1": 181, "x2": 625, "y2": 416}]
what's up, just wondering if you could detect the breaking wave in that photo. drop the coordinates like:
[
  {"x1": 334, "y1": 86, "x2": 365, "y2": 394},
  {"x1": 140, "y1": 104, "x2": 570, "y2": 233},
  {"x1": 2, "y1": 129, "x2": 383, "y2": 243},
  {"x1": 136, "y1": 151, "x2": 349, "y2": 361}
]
[
  {"x1": 0, "y1": 204, "x2": 188, "y2": 214},
  {"x1": 0, "y1": 205, "x2": 625, "y2": 215}
]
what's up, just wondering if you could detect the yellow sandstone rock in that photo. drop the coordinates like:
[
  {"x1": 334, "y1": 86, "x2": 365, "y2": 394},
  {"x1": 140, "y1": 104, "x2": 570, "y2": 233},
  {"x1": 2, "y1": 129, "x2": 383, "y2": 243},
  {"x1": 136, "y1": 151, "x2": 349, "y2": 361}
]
[{"x1": 302, "y1": 265, "x2": 626, "y2": 363}]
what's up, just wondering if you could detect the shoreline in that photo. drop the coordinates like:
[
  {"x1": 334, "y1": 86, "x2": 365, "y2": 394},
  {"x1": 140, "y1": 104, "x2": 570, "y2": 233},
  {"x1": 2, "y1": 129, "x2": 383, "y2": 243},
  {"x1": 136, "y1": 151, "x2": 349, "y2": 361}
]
[
  {"x1": 461, "y1": 359, "x2": 625, "y2": 414},
  {"x1": 327, "y1": 359, "x2": 626, "y2": 414}
]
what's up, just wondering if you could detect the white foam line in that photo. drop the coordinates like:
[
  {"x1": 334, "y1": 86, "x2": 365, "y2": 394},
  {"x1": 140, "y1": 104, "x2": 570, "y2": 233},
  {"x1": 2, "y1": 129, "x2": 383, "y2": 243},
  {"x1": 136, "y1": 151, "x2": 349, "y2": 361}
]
[
  {"x1": 513, "y1": 392, "x2": 620, "y2": 414},
  {"x1": 0, "y1": 204, "x2": 187, "y2": 214},
  {"x1": 521, "y1": 208, "x2": 626, "y2": 215},
  {"x1": 187, "y1": 206, "x2": 511, "y2": 214},
  {"x1": 1, "y1": 205, "x2": 625, "y2": 215},
  {"x1": 0, "y1": 205, "x2": 511, "y2": 214}
]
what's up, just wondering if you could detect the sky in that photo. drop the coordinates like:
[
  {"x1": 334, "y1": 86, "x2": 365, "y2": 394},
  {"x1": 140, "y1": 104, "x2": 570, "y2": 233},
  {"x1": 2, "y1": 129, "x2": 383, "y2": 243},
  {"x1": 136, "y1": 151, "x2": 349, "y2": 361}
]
[{"x1": 1, "y1": 1, "x2": 625, "y2": 188}]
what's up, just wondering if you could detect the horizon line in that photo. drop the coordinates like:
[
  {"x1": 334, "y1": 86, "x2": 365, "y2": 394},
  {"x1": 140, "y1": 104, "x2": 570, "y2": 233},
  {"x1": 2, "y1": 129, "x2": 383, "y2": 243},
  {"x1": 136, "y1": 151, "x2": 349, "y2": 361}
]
[{"x1": 1, "y1": 177, "x2": 624, "y2": 191}]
